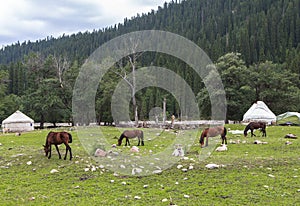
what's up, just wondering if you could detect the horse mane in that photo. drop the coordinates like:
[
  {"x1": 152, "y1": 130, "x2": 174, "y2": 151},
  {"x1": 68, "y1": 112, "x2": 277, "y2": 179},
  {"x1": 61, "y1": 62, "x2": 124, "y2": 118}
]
[{"x1": 199, "y1": 128, "x2": 208, "y2": 145}]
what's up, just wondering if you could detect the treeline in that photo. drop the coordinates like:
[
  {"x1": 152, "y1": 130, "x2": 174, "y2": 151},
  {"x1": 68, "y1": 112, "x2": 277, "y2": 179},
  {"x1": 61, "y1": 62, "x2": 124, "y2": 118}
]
[{"x1": 0, "y1": 0, "x2": 300, "y2": 125}]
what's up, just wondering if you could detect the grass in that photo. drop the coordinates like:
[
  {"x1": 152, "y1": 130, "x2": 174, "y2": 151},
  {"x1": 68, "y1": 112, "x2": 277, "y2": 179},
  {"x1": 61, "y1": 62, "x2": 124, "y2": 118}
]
[{"x1": 0, "y1": 125, "x2": 299, "y2": 205}]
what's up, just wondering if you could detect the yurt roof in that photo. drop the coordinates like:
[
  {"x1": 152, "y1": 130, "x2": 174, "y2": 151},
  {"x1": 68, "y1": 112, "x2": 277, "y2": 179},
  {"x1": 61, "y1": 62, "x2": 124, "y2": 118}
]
[{"x1": 2, "y1": 110, "x2": 34, "y2": 124}]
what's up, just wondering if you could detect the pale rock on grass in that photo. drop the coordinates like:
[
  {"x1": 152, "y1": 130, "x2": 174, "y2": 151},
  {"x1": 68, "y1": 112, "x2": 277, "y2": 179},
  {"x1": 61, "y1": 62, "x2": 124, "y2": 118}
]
[
  {"x1": 205, "y1": 163, "x2": 219, "y2": 169},
  {"x1": 162, "y1": 198, "x2": 168, "y2": 202},
  {"x1": 50, "y1": 169, "x2": 59, "y2": 173},
  {"x1": 26, "y1": 161, "x2": 32, "y2": 165},
  {"x1": 215, "y1": 144, "x2": 227, "y2": 151},
  {"x1": 130, "y1": 146, "x2": 139, "y2": 152}
]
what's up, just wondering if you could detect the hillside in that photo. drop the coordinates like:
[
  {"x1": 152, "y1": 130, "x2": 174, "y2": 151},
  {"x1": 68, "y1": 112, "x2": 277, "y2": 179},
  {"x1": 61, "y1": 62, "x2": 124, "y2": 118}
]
[{"x1": 1, "y1": 0, "x2": 300, "y2": 65}]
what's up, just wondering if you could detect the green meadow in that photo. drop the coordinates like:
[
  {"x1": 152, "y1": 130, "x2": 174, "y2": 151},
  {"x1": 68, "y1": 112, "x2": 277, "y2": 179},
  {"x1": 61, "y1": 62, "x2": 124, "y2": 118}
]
[{"x1": 0, "y1": 125, "x2": 299, "y2": 205}]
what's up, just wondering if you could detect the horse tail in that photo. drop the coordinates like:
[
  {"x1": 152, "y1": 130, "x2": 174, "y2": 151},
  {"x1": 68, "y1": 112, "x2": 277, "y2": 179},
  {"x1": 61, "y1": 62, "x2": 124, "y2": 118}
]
[
  {"x1": 68, "y1": 133, "x2": 73, "y2": 143},
  {"x1": 244, "y1": 124, "x2": 250, "y2": 137},
  {"x1": 199, "y1": 129, "x2": 206, "y2": 145}
]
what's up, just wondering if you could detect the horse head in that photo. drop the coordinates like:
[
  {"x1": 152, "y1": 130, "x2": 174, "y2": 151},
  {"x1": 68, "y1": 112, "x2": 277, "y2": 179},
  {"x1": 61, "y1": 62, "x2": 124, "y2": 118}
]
[
  {"x1": 117, "y1": 139, "x2": 122, "y2": 146},
  {"x1": 43, "y1": 144, "x2": 50, "y2": 156}
]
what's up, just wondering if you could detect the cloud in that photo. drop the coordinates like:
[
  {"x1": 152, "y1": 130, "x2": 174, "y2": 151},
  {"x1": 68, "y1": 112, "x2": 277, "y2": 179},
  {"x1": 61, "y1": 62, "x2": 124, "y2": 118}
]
[{"x1": 0, "y1": 0, "x2": 167, "y2": 47}]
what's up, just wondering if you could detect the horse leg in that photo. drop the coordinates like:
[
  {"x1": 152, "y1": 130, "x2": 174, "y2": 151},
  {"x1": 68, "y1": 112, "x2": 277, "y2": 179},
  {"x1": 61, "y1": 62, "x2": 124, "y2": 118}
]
[
  {"x1": 55, "y1": 145, "x2": 61, "y2": 159},
  {"x1": 64, "y1": 144, "x2": 72, "y2": 160},
  {"x1": 205, "y1": 136, "x2": 208, "y2": 147},
  {"x1": 222, "y1": 135, "x2": 227, "y2": 145},
  {"x1": 251, "y1": 129, "x2": 256, "y2": 137},
  {"x1": 48, "y1": 145, "x2": 52, "y2": 159},
  {"x1": 69, "y1": 145, "x2": 72, "y2": 160},
  {"x1": 125, "y1": 138, "x2": 130, "y2": 146}
]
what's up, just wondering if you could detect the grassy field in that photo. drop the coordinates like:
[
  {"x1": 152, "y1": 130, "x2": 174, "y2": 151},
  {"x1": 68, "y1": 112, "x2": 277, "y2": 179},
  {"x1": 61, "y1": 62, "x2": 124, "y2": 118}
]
[{"x1": 0, "y1": 124, "x2": 299, "y2": 205}]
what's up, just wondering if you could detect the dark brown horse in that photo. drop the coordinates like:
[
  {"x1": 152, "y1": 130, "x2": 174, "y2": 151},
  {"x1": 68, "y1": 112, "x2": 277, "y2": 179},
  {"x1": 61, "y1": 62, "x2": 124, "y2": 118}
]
[
  {"x1": 117, "y1": 130, "x2": 144, "y2": 146},
  {"x1": 199, "y1": 126, "x2": 227, "y2": 147},
  {"x1": 244, "y1": 122, "x2": 266, "y2": 137},
  {"x1": 43, "y1": 131, "x2": 73, "y2": 160}
]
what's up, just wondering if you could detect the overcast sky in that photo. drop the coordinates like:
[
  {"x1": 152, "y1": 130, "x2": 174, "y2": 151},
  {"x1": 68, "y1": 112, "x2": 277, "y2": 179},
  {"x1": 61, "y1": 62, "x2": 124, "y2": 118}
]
[{"x1": 0, "y1": 0, "x2": 167, "y2": 48}]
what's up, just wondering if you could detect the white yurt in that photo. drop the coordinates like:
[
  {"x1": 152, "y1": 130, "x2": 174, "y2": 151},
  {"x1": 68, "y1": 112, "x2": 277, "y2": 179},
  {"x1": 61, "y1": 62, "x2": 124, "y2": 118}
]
[
  {"x1": 242, "y1": 101, "x2": 276, "y2": 124},
  {"x1": 2, "y1": 110, "x2": 34, "y2": 132}
]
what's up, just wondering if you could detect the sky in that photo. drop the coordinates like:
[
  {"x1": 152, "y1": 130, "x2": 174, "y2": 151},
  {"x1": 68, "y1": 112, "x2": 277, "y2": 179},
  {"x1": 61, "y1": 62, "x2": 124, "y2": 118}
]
[{"x1": 0, "y1": 0, "x2": 167, "y2": 48}]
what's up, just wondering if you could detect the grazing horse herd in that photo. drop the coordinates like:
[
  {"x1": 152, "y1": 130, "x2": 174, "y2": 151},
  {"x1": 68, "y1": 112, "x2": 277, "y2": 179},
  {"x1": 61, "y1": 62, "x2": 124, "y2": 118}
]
[{"x1": 43, "y1": 121, "x2": 267, "y2": 160}]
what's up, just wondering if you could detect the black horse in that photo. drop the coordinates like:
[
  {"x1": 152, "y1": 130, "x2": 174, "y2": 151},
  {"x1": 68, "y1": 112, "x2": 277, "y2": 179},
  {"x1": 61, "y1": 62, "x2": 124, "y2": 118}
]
[{"x1": 244, "y1": 122, "x2": 266, "y2": 137}]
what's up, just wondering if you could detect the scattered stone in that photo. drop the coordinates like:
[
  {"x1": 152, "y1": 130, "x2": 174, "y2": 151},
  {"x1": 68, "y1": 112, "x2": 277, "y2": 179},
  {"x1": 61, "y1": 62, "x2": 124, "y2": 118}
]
[
  {"x1": 268, "y1": 174, "x2": 275, "y2": 178},
  {"x1": 254, "y1": 140, "x2": 268, "y2": 144},
  {"x1": 205, "y1": 163, "x2": 219, "y2": 169},
  {"x1": 177, "y1": 165, "x2": 183, "y2": 169},
  {"x1": 172, "y1": 145, "x2": 184, "y2": 157},
  {"x1": 285, "y1": 134, "x2": 297, "y2": 139},
  {"x1": 285, "y1": 141, "x2": 293, "y2": 145},
  {"x1": 216, "y1": 144, "x2": 227, "y2": 152},
  {"x1": 132, "y1": 168, "x2": 142, "y2": 175},
  {"x1": 50, "y1": 169, "x2": 59, "y2": 173},
  {"x1": 134, "y1": 196, "x2": 141, "y2": 200},
  {"x1": 110, "y1": 180, "x2": 115, "y2": 183},
  {"x1": 29, "y1": 197, "x2": 35, "y2": 201},
  {"x1": 143, "y1": 185, "x2": 148, "y2": 188},
  {"x1": 184, "y1": 194, "x2": 190, "y2": 198},
  {"x1": 94, "y1": 148, "x2": 107, "y2": 157},
  {"x1": 26, "y1": 161, "x2": 32, "y2": 165},
  {"x1": 162, "y1": 198, "x2": 168, "y2": 202},
  {"x1": 130, "y1": 146, "x2": 139, "y2": 153},
  {"x1": 152, "y1": 170, "x2": 162, "y2": 174},
  {"x1": 121, "y1": 181, "x2": 127, "y2": 185}
]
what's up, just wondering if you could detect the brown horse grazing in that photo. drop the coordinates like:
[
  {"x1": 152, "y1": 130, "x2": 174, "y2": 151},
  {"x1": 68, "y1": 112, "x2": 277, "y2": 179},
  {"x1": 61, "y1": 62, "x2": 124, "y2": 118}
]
[
  {"x1": 199, "y1": 126, "x2": 227, "y2": 147},
  {"x1": 117, "y1": 130, "x2": 144, "y2": 146},
  {"x1": 43, "y1": 131, "x2": 73, "y2": 160},
  {"x1": 244, "y1": 122, "x2": 266, "y2": 137}
]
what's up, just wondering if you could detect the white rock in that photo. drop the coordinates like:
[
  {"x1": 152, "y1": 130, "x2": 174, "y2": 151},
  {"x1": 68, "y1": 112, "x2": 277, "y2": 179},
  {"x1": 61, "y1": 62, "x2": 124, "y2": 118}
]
[
  {"x1": 84, "y1": 168, "x2": 89, "y2": 172},
  {"x1": 205, "y1": 163, "x2": 219, "y2": 169},
  {"x1": 94, "y1": 148, "x2": 107, "y2": 157},
  {"x1": 177, "y1": 165, "x2": 183, "y2": 169},
  {"x1": 26, "y1": 161, "x2": 32, "y2": 165},
  {"x1": 152, "y1": 170, "x2": 162, "y2": 174},
  {"x1": 50, "y1": 169, "x2": 59, "y2": 173},
  {"x1": 132, "y1": 168, "x2": 142, "y2": 175},
  {"x1": 268, "y1": 174, "x2": 275, "y2": 178},
  {"x1": 134, "y1": 196, "x2": 141, "y2": 199},
  {"x1": 162, "y1": 198, "x2": 168, "y2": 202},
  {"x1": 216, "y1": 144, "x2": 227, "y2": 151},
  {"x1": 188, "y1": 165, "x2": 194, "y2": 170},
  {"x1": 182, "y1": 168, "x2": 188, "y2": 172},
  {"x1": 143, "y1": 185, "x2": 148, "y2": 188},
  {"x1": 184, "y1": 194, "x2": 190, "y2": 198},
  {"x1": 121, "y1": 181, "x2": 126, "y2": 185},
  {"x1": 130, "y1": 146, "x2": 139, "y2": 152},
  {"x1": 110, "y1": 180, "x2": 115, "y2": 183}
]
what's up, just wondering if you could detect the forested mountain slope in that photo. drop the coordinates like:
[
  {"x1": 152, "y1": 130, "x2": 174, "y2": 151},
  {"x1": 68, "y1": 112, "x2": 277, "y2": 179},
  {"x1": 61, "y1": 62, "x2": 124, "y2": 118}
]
[{"x1": 0, "y1": 0, "x2": 299, "y2": 125}]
